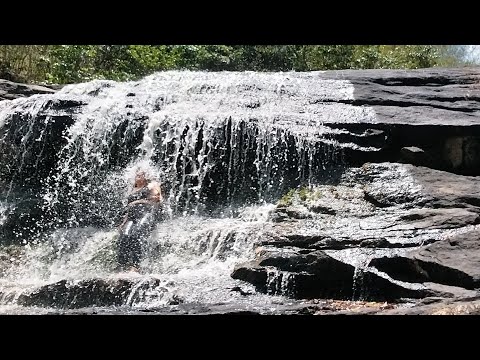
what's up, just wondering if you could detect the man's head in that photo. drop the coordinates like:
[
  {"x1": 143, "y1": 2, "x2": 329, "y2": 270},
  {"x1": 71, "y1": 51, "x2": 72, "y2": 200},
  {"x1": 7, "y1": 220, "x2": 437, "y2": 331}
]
[{"x1": 134, "y1": 171, "x2": 148, "y2": 187}]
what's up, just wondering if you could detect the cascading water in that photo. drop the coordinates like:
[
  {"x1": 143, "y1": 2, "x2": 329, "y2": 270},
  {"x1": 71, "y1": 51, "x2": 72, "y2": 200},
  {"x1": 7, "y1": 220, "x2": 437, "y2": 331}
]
[
  {"x1": 0, "y1": 71, "x2": 365, "y2": 314},
  {"x1": 0, "y1": 202, "x2": 7, "y2": 226}
]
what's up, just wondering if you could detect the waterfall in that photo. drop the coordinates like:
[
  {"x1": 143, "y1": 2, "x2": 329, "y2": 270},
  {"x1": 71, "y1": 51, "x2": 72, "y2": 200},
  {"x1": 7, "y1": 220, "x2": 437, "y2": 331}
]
[
  {"x1": 0, "y1": 71, "x2": 368, "y2": 313},
  {"x1": 0, "y1": 71, "x2": 355, "y2": 226}
]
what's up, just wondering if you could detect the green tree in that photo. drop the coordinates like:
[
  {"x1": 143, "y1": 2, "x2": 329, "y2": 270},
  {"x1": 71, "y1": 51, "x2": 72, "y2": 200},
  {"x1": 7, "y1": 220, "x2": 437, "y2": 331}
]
[
  {"x1": 0, "y1": 45, "x2": 51, "y2": 82},
  {"x1": 1, "y1": 45, "x2": 473, "y2": 85}
]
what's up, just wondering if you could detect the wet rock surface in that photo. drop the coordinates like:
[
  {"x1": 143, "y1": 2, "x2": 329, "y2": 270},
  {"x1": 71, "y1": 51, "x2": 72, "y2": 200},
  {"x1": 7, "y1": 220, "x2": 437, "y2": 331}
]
[
  {"x1": 16, "y1": 275, "x2": 182, "y2": 309},
  {"x1": 2, "y1": 163, "x2": 480, "y2": 315},
  {"x1": 2, "y1": 69, "x2": 480, "y2": 314},
  {"x1": 233, "y1": 162, "x2": 480, "y2": 311}
]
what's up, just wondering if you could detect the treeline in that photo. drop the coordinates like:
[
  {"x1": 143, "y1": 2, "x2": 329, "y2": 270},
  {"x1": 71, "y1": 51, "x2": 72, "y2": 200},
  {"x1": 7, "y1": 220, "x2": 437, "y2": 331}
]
[{"x1": 0, "y1": 45, "x2": 472, "y2": 85}]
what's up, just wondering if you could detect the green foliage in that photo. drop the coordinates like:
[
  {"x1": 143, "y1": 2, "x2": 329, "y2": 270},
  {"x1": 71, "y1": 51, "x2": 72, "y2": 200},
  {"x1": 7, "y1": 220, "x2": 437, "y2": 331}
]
[
  {"x1": 127, "y1": 45, "x2": 176, "y2": 74},
  {"x1": 298, "y1": 186, "x2": 309, "y2": 202},
  {"x1": 0, "y1": 45, "x2": 51, "y2": 83},
  {"x1": 173, "y1": 45, "x2": 236, "y2": 70},
  {"x1": 278, "y1": 189, "x2": 296, "y2": 207},
  {"x1": 0, "y1": 45, "x2": 473, "y2": 85},
  {"x1": 278, "y1": 186, "x2": 323, "y2": 207},
  {"x1": 47, "y1": 45, "x2": 98, "y2": 83}
]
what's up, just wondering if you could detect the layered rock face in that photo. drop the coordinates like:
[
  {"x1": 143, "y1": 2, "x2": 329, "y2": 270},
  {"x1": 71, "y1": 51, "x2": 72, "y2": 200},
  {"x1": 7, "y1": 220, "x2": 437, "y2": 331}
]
[
  {"x1": 232, "y1": 163, "x2": 480, "y2": 305},
  {"x1": 1, "y1": 68, "x2": 480, "y2": 314},
  {"x1": 229, "y1": 68, "x2": 480, "y2": 313},
  {"x1": 316, "y1": 68, "x2": 480, "y2": 175}
]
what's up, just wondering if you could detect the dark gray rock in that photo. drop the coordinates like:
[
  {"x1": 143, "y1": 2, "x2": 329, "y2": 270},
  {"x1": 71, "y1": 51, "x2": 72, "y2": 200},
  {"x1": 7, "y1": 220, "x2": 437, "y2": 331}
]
[
  {"x1": 16, "y1": 276, "x2": 180, "y2": 309},
  {"x1": 231, "y1": 248, "x2": 436, "y2": 301},
  {"x1": 317, "y1": 68, "x2": 480, "y2": 175},
  {"x1": 358, "y1": 270, "x2": 434, "y2": 301},
  {"x1": 0, "y1": 79, "x2": 56, "y2": 101},
  {"x1": 422, "y1": 283, "x2": 479, "y2": 299},
  {"x1": 17, "y1": 278, "x2": 133, "y2": 308},
  {"x1": 346, "y1": 162, "x2": 480, "y2": 211},
  {"x1": 232, "y1": 250, "x2": 356, "y2": 299},
  {"x1": 400, "y1": 146, "x2": 431, "y2": 167},
  {"x1": 319, "y1": 67, "x2": 480, "y2": 121},
  {"x1": 369, "y1": 255, "x2": 476, "y2": 290},
  {"x1": 307, "y1": 202, "x2": 337, "y2": 215},
  {"x1": 413, "y1": 227, "x2": 480, "y2": 287}
]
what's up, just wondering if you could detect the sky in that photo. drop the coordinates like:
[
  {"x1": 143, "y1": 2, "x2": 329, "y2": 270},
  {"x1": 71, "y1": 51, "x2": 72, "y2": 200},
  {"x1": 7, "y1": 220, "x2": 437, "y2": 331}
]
[{"x1": 464, "y1": 45, "x2": 480, "y2": 63}]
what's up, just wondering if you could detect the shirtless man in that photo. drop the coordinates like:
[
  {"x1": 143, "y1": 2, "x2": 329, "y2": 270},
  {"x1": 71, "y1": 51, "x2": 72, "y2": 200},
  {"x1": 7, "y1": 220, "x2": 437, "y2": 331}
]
[{"x1": 117, "y1": 170, "x2": 163, "y2": 271}]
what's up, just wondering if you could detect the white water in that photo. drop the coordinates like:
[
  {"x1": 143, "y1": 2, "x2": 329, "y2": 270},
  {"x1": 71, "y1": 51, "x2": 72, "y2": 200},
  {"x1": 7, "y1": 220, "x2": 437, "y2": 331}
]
[
  {"x1": 0, "y1": 71, "x2": 374, "y2": 216},
  {"x1": 0, "y1": 202, "x2": 289, "y2": 313},
  {"x1": 0, "y1": 202, "x2": 7, "y2": 226},
  {"x1": 0, "y1": 71, "x2": 377, "y2": 313}
]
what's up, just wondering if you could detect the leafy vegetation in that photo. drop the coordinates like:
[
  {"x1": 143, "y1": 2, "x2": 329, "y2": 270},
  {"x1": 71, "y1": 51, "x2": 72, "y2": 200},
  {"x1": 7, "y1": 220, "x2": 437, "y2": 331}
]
[
  {"x1": 0, "y1": 45, "x2": 475, "y2": 85},
  {"x1": 278, "y1": 189, "x2": 297, "y2": 207},
  {"x1": 278, "y1": 186, "x2": 323, "y2": 207}
]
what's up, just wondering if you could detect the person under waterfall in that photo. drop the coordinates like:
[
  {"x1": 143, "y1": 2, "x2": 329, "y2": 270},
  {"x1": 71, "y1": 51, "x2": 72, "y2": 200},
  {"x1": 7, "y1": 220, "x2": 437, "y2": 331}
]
[{"x1": 116, "y1": 170, "x2": 164, "y2": 272}]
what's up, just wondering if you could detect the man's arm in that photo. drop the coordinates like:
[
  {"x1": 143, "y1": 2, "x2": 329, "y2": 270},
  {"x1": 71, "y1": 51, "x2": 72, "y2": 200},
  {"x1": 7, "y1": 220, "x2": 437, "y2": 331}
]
[
  {"x1": 147, "y1": 181, "x2": 162, "y2": 203},
  {"x1": 127, "y1": 181, "x2": 163, "y2": 207},
  {"x1": 118, "y1": 213, "x2": 129, "y2": 229}
]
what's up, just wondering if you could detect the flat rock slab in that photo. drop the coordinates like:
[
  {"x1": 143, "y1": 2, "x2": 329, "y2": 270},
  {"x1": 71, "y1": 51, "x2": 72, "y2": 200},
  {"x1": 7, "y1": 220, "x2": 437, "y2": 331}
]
[
  {"x1": 0, "y1": 79, "x2": 56, "y2": 101},
  {"x1": 318, "y1": 67, "x2": 480, "y2": 126}
]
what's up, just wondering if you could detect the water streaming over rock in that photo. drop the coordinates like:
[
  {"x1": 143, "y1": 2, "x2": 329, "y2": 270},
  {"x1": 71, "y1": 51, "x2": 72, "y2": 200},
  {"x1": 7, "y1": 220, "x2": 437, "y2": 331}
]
[{"x1": 0, "y1": 71, "x2": 373, "y2": 313}]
